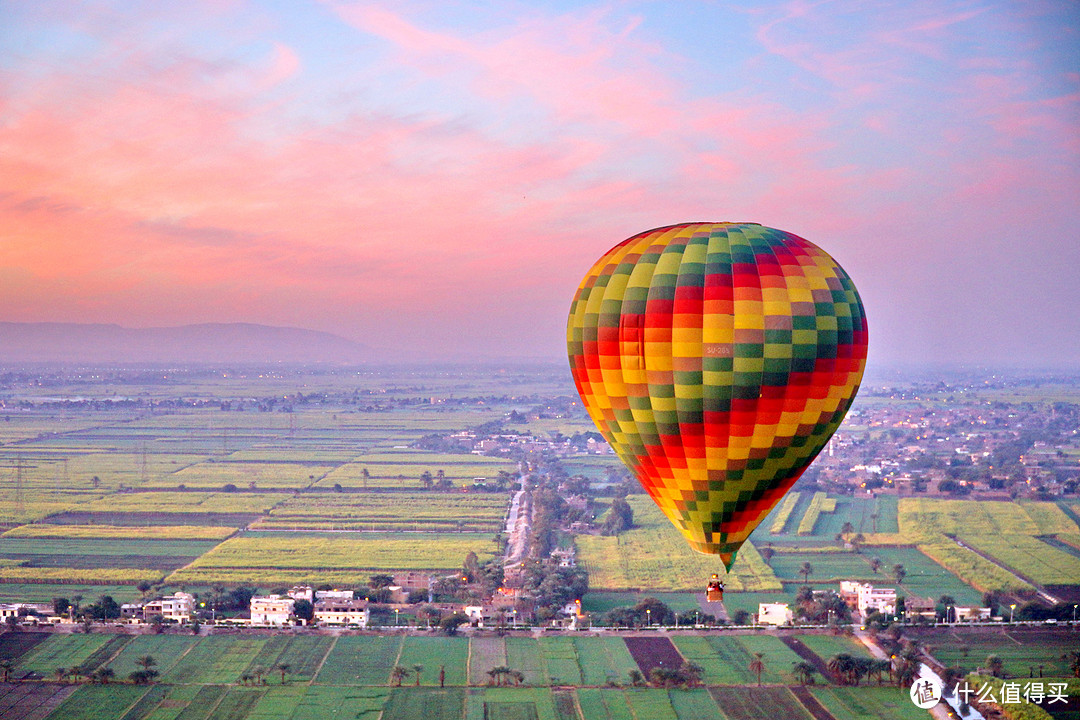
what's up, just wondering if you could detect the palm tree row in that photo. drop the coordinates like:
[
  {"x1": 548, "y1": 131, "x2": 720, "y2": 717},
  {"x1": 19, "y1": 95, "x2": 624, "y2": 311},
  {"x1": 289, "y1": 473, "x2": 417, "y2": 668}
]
[
  {"x1": 825, "y1": 654, "x2": 892, "y2": 686},
  {"x1": 485, "y1": 666, "x2": 525, "y2": 686}
]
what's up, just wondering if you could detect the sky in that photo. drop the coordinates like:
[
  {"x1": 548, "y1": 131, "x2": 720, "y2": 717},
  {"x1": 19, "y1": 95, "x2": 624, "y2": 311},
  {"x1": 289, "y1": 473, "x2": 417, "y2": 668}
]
[{"x1": 1, "y1": 0, "x2": 1078, "y2": 367}]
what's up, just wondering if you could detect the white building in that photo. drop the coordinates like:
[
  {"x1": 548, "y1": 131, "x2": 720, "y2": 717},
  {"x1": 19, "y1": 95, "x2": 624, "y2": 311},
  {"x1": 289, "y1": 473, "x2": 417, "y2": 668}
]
[
  {"x1": 288, "y1": 586, "x2": 314, "y2": 603},
  {"x1": 314, "y1": 589, "x2": 354, "y2": 601},
  {"x1": 757, "y1": 603, "x2": 794, "y2": 626},
  {"x1": 953, "y1": 606, "x2": 992, "y2": 621},
  {"x1": 250, "y1": 595, "x2": 295, "y2": 626},
  {"x1": 143, "y1": 592, "x2": 196, "y2": 622},
  {"x1": 840, "y1": 581, "x2": 896, "y2": 616},
  {"x1": 314, "y1": 599, "x2": 369, "y2": 627}
]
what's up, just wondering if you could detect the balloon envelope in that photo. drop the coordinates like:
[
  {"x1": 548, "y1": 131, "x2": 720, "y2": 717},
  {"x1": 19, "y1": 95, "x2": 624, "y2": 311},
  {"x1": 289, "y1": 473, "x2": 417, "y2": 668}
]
[{"x1": 567, "y1": 222, "x2": 868, "y2": 570}]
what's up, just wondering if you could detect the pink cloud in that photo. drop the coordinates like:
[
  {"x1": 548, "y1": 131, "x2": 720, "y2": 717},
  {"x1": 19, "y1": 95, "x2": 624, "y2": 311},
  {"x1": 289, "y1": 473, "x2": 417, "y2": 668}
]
[{"x1": 2, "y1": 0, "x2": 1077, "y2": 361}]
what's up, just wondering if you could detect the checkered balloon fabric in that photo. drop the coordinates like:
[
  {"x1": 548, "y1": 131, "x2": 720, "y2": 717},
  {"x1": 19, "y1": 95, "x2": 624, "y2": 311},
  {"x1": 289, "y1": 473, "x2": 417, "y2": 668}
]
[{"x1": 567, "y1": 223, "x2": 868, "y2": 570}]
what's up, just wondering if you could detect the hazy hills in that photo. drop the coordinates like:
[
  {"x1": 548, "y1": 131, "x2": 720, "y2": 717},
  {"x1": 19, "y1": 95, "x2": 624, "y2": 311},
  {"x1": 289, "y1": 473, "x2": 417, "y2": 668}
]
[{"x1": 0, "y1": 322, "x2": 369, "y2": 364}]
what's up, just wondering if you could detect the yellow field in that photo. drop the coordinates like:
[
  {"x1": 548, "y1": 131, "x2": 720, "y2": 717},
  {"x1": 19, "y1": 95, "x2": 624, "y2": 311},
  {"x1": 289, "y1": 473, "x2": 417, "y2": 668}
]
[
  {"x1": 769, "y1": 493, "x2": 799, "y2": 534},
  {"x1": 0, "y1": 567, "x2": 164, "y2": 584},
  {"x1": 576, "y1": 497, "x2": 782, "y2": 592},
  {"x1": 0, "y1": 499, "x2": 102, "y2": 525},
  {"x1": 898, "y1": 498, "x2": 1074, "y2": 542},
  {"x1": 797, "y1": 492, "x2": 836, "y2": 535},
  {"x1": 2, "y1": 524, "x2": 237, "y2": 540},
  {"x1": 164, "y1": 568, "x2": 390, "y2": 586},
  {"x1": 81, "y1": 492, "x2": 282, "y2": 514},
  {"x1": 180, "y1": 532, "x2": 495, "y2": 572},
  {"x1": 960, "y1": 534, "x2": 1080, "y2": 586},
  {"x1": 917, "y1": 542, "x2": 1032, "y2": 593},
  {"x1": 145, "y1": 462, "x2": 336, "y2": 490}
]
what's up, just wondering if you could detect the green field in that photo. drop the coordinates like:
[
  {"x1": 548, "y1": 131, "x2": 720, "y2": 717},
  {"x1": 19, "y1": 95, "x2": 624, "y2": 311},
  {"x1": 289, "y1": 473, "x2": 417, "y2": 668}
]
[
  {"x1": 809, "y1": 686, "x2": 930, "y2": 720},
  {"x1": 920, "y1": 628, "x2": 1079, "y2": 678},
  {"x1": 671, "y1": 635, "x2": 805, "y2": 685},
  {"x1": 793, "y1": 633, "x2": 875, "y2": 662},
  {"x1": 1, "y1": 628, "x2": 1077, "y2": 719},
  {"x1": 314, "y1": 635, "x2": 401, "y2": 686}
]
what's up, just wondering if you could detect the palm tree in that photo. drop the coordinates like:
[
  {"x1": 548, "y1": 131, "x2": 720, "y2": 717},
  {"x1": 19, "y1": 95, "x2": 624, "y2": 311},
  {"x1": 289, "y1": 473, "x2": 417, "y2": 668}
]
[
  {"x1": 276, "y1": 663, "x2": 291, "y2": 684},
  {"x1": 748, "y1": 652, "x2": 766, "y2": 687},
  {"x1": 510, "y1": 670, "x2": 524, "y2": 686},
  {"x1": 792, "y1": 661, "x2": 817, "y2": 686},
  {"x1": 828, "y1": 654, "x2": 855, "y2": 685},
  {"x1": 94, "y1": 667, "x2": 114, "y2": 685},
  {"x1": 135, "y1": 655, "x2": 157, "y2": 673},
  {"x1": 851, "y1": 657, "x2": 873, "y2": 686},
  {"x1": 986, "y1": 655, "x2": 1004, "y2": 678},
  {"x1": 869, "y1": 557, "x2": 882, "y2": 574},
  {"x1": 54, "y1": 667, "x2": 67, "y2": 684},
  {"x1": 487, "y1": 665, "x2": 509, "y2": 686},
  {"x1": 239, "y1": 672, "x2": 253, "y2": 686},
  {"x1": 390, "y1": 665, "x2": 409, "y2": 687},
  {"x1": 870, "y1": 512, "x2": 879, "y2": 533},
  {"x1": 870, "y1": 659, "x2": 891, "y2": 685},
  {"x1": 0, "y1": 659, "x2": 12, "y2": 683},
  {"x1": 892, "y1": 564, "x2": 906, "y2": 585},
  {"x1": 1066, "y1": 651, "x2": 1080, "y2": 678},
  {"x1": 628, "y1": 669, "x2": 644, "y2": 686},
  {"x1": 799, "y1": 562, "x2": 813, "y2": 583},
  {"x1": 412, "y1": 664, "x2": 423, "y2": 686},
  {"x1": 841, "y1": 521, "x2": 855, "y2": 536},
  {"x1": 895, "y1": 646, "x2": 922, "y2": 688},
  {"x1": 681, "y1": 661, "x2": 703, "y2": 688}
]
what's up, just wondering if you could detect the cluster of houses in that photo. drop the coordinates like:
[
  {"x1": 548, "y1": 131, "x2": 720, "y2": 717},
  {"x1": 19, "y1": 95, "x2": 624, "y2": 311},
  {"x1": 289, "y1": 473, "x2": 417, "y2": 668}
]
[
  {"x1": 755, "y1": 580, "x2": 992, "y2": 626},
  {"x1": 113, "y1": 588, "x2": 372, "y2": 628}
]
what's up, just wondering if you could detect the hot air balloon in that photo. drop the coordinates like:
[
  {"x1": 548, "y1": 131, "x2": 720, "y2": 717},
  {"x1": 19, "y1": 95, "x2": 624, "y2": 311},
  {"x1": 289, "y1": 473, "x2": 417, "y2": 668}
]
[{"x1": 567, "y1": 222, "x2": 867, "y2": 581}]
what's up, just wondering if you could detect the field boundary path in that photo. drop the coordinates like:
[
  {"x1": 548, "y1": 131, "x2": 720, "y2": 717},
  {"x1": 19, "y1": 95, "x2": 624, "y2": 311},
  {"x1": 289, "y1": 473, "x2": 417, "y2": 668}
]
[
  {"x1": 949, "y1": 537, "x2": 1060, "y2": 604},
  {"x1": 309, "y1": 634, "x2": 338, "y2": 684},
  {"x1": 789, "y1": 685, "x2": 838, "y2": 720},
  {"x1": 780, "y1": 636, "x2": 835, "y2": 683}
]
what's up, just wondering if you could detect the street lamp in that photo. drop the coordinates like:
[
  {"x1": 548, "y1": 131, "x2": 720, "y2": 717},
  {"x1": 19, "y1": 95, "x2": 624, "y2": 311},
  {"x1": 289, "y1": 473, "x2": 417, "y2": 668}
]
[
  {"x1": 394, "y1": 608, "x2": 400, "y2": 627},
  {"x1": 646, "y1": 609, "x2": 651, "y2": 627},
  {"x1": 1009, "y1": 604, "x2": 1016, "y2": 624}
]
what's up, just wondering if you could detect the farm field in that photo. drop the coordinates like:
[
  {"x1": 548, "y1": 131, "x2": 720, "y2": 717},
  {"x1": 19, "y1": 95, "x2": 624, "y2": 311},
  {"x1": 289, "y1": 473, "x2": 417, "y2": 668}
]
[
  {"x1": 809, "y1": 687, "x2": 931, "y2": 720},
  {"x1": 254, "y1": 491, "x2": 510, "y2": 532},
  {"x1": 793, "y1": 633, "x2": 875, "y2": 662},
  {"x1": 959, "y1": 534, "x2": 1080, "y2": 586},
  {"x1": 170, "y1": 531, "x2": 495, "y2": 585},
  {"x1": 0, "y1": 628, "x2": 1076, "y2": 719},
  {"x1": 911, "y1": 628, "x2": 1080, "y2": 678},
  {"x1": 708, "y1": 686, "x2": 815, "y2": 720},
  {"x1": 576, "y1": 497, "x2": 782, "y2": 592}
]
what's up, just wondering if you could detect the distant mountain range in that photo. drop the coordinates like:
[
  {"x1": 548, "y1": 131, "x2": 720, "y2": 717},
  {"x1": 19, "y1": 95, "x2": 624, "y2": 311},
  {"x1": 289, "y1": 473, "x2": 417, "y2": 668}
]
[{"x1": 0, "y1": 322, "x2": 369, "y2": 364}]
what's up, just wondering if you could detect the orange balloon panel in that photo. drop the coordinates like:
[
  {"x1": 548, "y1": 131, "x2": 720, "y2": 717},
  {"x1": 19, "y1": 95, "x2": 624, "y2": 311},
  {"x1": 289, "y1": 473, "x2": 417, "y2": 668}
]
[{"x1": 567, "y1": 223, "x2": 868, "y2": 570}]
